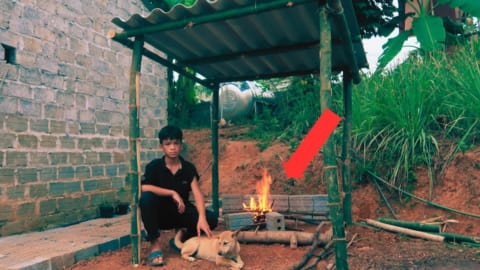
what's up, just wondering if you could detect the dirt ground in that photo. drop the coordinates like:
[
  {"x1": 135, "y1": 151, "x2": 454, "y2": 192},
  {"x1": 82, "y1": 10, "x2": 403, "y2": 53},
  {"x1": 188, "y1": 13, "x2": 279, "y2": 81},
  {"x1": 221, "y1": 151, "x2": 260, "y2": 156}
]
[{"x1": 68, "y1": 126, "x2": 480, "y2": 270}]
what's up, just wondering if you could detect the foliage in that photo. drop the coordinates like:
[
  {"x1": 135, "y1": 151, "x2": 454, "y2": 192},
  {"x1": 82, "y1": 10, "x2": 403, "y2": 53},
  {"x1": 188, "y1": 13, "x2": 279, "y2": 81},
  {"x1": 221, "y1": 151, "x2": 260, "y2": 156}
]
[
  {"x1": 377, "y1": 0, "x2": 480, "y2": 72},
  {"x1": 352, "y1": 40, "x2": 480, "y2": 199},
  {"x1": 353, "y1": 0, "x2": 398, "y2": 39},
  {"x1": 246, "y1": 75, "x2": 322, "y2": 151},
  {"x1": 248, "y1": 40, "x2": 479, "y2": 199},
  {"x1": 167, "y1": 68, "x2": 198, "y2": 126}
]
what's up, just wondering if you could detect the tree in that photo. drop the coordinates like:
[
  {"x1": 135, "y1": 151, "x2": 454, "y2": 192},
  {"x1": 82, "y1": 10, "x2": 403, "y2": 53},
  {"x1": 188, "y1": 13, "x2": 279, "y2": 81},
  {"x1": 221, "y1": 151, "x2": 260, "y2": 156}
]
[
  {"x1": 352, "y1": 0, "x2": 398, "y2": 39},
  {"x1": 377, "y1": 0, "x2": 480, "y2": 72}
]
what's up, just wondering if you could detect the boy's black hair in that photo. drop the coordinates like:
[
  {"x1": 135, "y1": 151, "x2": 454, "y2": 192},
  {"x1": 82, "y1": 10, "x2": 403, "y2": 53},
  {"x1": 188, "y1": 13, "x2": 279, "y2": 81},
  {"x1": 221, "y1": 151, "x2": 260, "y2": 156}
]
[{"x1": 158, "y1": 125, "x2": 183, "y2": 143}]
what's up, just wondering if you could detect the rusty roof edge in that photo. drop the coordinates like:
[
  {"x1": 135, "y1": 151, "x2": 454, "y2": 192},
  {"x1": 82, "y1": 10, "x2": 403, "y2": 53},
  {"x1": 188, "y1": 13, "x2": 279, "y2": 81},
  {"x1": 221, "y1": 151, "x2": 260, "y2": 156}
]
[
  {"x1": 110, "y1": 0, "x2": 317, "y2": 39},
  {"x1": 109, "y1": 0, "x2": 367, "y2": 83}
]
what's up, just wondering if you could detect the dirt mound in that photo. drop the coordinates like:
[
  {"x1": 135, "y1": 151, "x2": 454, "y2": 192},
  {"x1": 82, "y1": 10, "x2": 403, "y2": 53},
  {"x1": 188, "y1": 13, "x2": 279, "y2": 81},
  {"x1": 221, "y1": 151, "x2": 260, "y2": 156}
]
[{"x1": 68, "y1": 126, "x2": 480, "y2": 270}]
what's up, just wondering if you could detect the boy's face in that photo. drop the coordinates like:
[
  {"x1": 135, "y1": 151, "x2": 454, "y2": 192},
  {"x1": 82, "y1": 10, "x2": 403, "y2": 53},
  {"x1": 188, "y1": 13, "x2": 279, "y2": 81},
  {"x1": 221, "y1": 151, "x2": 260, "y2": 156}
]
[{"x1": 160, "y1": 139, "x2": 182, "y2": 159}]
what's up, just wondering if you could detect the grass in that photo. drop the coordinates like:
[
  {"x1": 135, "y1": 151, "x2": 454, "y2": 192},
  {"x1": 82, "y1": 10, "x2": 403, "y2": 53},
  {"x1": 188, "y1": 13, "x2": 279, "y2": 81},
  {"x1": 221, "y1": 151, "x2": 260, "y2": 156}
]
[{"x1": 245, "y1": 39, "x2": 480, "y2": 199}]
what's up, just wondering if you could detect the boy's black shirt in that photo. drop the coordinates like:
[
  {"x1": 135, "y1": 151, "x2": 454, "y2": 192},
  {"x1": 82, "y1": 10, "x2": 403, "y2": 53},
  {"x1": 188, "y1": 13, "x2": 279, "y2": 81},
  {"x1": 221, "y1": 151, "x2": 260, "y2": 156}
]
[{"x1": 142, "y1": 156, "x2": 199, "y2": 206}]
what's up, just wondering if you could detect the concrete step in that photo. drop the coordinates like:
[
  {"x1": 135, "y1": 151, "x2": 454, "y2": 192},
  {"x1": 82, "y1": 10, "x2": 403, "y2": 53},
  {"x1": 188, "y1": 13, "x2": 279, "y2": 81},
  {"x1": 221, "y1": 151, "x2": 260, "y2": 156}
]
[{"x1": 0, "y1": 214, "x2": 131, "y2": 270}]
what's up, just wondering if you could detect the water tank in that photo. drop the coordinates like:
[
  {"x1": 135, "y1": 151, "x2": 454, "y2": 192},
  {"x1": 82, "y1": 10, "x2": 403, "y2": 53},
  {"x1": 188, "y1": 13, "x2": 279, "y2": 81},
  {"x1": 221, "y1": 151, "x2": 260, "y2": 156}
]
[{"x1": 219, "y1": 81, "x2": 275, "y2": 121}]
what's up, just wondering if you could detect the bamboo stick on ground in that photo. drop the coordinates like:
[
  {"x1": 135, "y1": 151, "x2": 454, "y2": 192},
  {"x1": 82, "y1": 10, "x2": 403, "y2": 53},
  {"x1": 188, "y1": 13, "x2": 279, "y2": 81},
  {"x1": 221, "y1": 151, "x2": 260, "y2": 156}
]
[
  {"x1": 238, "y1": 229, "x2": 332, "y2": 246},
  {"x1": 439, "y1": 232, "x2": 480, "y2": 244},
  {"x1": 378, "y1": 218, "x2": 442, "y2": 232},
  {"x1": 366, "y1": 219, "x2": 445, "y2": 242}
]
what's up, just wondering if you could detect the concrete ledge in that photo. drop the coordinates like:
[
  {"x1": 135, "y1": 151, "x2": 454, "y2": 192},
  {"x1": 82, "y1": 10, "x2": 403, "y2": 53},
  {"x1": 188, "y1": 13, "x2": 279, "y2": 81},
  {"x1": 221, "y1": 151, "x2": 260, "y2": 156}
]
[{"x1": 0, "y1": 214, "x2": 131, "y2": 270}]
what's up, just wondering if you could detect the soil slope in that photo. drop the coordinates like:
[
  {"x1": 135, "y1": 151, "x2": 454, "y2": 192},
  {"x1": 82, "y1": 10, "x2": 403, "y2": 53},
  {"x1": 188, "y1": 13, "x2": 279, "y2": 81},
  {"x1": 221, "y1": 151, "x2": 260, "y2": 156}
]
[{"x1": 68, "y1": 126, "x2": 480, "y2": 270}]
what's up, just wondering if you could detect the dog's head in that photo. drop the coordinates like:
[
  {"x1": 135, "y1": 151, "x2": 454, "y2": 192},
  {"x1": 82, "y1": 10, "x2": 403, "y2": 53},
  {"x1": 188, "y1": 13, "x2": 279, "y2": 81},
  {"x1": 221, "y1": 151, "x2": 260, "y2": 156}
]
[{"x1": 216, "y1": 230, "x2": 240, "y2": 256}]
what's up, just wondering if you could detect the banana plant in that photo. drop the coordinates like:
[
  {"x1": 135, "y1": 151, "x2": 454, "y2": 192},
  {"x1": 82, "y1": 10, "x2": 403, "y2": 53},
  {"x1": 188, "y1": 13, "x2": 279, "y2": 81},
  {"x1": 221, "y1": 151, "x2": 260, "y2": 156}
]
[{"x1": 377, "y1": 0, "x2": 480, "y2": 72}]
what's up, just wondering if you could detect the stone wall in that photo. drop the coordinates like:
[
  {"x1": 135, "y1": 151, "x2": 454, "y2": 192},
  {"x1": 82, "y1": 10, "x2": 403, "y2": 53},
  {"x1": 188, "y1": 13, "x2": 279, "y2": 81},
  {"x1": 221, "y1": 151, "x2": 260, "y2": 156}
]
[{"x1": 0, "y1": 0, "x2": 167, "y2": 236}]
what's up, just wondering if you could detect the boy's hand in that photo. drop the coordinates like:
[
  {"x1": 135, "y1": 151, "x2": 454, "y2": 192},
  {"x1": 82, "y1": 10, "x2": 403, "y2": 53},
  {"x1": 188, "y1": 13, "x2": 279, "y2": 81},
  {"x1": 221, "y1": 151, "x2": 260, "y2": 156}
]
[
  {"x1": 197, "y1": 218, "x2": 212, "y2": 238},
  {"x1": 171, "y1": 192, "x2": 185, "y2": 213}
]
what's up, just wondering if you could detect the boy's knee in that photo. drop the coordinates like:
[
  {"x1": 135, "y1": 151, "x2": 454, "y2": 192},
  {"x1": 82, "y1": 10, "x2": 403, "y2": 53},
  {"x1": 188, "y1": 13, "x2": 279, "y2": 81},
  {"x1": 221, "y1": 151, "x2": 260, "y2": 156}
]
[{"x1": 139, "y1": 191, "x2": 156, "y2": 207}]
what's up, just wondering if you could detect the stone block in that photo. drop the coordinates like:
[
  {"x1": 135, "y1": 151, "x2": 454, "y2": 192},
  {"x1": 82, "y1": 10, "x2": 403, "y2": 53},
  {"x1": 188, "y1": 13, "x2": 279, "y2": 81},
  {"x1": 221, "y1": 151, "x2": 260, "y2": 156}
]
[
  {"x1": 223, "y1": 212, "x2": 254, "y2": 230},
  {"x1": 289, "y1": 195, "x2": 313, "y2": 213},
  {"x1": 312, "y1": 194, "x2": 329, "y2": 214},
  {"x1": 270, "y1": 195, "x2": 289, "y2": 213},
  {"x1": 221, "y1": 194, "x2": 245, "y2": 214},
  {"x1": 266, "y1": 211, "x2": 285, "y2": 231}
]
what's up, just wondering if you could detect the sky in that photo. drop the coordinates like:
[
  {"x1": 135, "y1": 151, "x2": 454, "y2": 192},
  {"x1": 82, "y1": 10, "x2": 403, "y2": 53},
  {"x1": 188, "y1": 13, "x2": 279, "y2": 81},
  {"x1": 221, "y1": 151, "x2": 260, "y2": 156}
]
[
  {"x1": 361, "y1": 0, "x2": 419, "y2": 73},
  {"x1": 362, "y1": 31, "x2": 419, "y2": 73}
]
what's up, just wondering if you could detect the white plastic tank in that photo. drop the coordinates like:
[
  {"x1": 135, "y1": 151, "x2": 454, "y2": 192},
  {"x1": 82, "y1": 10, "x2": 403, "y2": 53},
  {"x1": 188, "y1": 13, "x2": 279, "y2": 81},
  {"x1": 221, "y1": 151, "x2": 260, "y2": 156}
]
[{"x1": 219, "y1": 81, "x2": 275, "y2": 121}]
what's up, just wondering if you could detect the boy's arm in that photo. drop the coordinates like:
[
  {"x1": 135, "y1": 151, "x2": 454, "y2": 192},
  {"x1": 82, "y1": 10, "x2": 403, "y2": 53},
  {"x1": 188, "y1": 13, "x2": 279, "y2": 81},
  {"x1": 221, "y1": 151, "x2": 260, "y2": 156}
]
[
  {"x1": 191, "y1": 177, "x2": 213, "y2": 237},
  {"x1": 141, "y1": 184, "x2": 185, "y2": 213}
]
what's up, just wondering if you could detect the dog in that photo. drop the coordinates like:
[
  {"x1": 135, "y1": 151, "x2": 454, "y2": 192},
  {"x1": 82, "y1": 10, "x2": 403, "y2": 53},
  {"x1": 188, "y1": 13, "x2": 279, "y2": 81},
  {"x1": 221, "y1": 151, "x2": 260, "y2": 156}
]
[{"x1": 174, "y1": 229, "x2": 244, "y2": 269}]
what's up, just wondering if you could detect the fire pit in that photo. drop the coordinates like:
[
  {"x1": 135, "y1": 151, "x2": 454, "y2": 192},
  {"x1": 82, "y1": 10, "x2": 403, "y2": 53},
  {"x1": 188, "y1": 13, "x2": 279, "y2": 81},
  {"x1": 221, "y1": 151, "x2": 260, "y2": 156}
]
[
  {"x1": 222, "y1": 169, "x2": 329, "y2": 231},
  {"x1": 221, "y1": 169, "x2": 332, "y2": 248},
  {"x1": 222, "y1": 169, "x2": 329, "y2": 230},
  {"x1": 242, "y1": 169, "x2": 273, "y2": 224}
]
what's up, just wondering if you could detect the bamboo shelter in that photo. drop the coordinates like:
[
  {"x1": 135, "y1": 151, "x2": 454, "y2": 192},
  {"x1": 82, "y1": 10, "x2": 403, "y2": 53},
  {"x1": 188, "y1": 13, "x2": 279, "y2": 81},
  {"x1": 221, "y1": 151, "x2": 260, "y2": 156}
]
[{"x1": 108, "y1": 0, "x2": 368, "y2": 269}]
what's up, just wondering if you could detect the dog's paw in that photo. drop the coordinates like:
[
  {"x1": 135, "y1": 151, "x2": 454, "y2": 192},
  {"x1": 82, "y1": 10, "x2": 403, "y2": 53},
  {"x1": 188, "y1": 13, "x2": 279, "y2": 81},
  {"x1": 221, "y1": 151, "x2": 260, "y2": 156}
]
[
  {"x1": 187, "y1": 256, "x2": 196, "y2": 262},
  {"x1": 230, "y1": 262, "x2": 244, "y2": 270}
]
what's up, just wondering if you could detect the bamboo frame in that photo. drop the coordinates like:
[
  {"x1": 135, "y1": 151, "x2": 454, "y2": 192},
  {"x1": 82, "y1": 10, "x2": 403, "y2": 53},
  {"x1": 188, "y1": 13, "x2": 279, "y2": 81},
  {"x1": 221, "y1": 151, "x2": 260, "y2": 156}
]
[
  {"x1": 319, "y1": 5, "x2": 348, "y2": 270},
  {"x1": 128, "y1": 36, "x2": 144, "y2": 266},
  {"x1": 113, "y1": 1, "x2": 363, "y2": 267}
]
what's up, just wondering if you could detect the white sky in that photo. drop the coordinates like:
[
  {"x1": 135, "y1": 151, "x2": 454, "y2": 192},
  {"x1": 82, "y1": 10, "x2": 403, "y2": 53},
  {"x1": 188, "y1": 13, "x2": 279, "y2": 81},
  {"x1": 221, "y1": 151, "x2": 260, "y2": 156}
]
[{"x1": 362, "y1": 31, "x2": 419, "y2": 73}]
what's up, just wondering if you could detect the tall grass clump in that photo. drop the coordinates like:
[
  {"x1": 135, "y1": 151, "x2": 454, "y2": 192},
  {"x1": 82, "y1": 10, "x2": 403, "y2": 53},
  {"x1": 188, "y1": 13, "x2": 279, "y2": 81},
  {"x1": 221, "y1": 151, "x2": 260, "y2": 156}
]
[{"x1": 352, "y1": 40, "x2": 480, "y2": 199}]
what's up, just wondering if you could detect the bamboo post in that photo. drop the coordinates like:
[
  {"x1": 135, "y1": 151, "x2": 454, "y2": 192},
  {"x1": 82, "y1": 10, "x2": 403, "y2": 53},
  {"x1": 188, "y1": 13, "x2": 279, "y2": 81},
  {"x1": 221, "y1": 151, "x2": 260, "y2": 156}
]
[
  {"x1": 319, "y1": 5, "x2": 348, "y2": 270},
  {"x1": 211, "y1": 83, "x2": 220, "y2": 216},
  {"x1": 342, "y1": 73, "x2": 353, "y2": 225},
  {"x1": 128, "y1": 36, "x2": 144, "y2": 266}
]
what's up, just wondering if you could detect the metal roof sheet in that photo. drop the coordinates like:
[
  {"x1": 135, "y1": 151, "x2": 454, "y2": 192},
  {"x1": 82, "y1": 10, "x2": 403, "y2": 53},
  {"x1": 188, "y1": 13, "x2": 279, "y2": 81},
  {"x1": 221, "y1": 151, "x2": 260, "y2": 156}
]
[{"x1": 110, "y1": 0, "x2": 368, "y2": 84}]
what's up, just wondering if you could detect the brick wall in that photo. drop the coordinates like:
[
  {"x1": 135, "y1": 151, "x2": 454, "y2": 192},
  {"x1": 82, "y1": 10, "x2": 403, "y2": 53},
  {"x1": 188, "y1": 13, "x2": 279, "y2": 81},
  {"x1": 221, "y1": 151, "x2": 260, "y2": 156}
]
[{"x1": 0, "y1": 0, "x2": 167, "y2": 236}]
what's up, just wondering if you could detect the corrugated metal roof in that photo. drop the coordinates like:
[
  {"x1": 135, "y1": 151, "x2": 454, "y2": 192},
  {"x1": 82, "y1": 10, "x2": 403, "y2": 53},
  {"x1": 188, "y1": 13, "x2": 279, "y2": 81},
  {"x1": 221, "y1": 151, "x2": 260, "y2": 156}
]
[{"x1": 110, "y1": 0, "x2": 368, "y2": 84}]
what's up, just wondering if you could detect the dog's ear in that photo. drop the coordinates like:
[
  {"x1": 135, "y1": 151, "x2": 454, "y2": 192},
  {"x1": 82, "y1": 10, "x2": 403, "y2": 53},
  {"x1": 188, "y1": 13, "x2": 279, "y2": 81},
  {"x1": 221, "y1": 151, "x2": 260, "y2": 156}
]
[{"x1": 232, "y1": 229, "x2": 241, "y2": 238}]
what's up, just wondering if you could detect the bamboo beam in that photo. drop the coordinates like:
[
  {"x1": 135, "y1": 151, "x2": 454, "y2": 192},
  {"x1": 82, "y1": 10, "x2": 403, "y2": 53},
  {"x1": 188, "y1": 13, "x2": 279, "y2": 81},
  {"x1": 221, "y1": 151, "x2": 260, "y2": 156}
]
[
  {"x1": 110, "y1": 0, "x2": 317, "y2": 39},
  {"x1": 128, "y1": 36, "x2": 143, "y2": 266},
  {"x1": 319, "y1": 5, "x2": 348, "y2": 270},
  {"x1": 106, "y1": 33, "x2": 213, "y2": 88}
]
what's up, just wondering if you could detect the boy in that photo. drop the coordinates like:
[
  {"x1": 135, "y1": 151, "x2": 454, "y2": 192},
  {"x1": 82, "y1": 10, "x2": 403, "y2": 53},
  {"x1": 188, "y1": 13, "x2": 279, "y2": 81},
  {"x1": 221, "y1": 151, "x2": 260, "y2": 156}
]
[{"x1": 140, "y1": 125, "x2": 218, "y2": 267}]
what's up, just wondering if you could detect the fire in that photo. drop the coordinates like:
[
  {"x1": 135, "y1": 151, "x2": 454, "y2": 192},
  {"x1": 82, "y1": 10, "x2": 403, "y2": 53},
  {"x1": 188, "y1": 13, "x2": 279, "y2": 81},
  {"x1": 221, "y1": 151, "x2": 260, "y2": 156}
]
[{"x1": 243, "y1": 168, "x2": 273, "y2": 222}]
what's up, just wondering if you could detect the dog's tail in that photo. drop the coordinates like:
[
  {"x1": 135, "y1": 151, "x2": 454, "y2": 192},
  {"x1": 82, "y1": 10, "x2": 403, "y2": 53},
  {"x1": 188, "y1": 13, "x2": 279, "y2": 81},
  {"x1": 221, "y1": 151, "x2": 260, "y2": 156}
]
[{"x1": 173, "y1": 229, "x2": 185, "y2": 249}]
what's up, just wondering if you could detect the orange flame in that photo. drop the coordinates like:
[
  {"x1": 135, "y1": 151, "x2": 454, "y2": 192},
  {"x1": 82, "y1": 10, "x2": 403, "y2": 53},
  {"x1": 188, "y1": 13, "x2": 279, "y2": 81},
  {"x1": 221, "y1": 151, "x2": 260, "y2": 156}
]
[{"x1": 243, "y1": 168, "x2": 273, "y2": 214}]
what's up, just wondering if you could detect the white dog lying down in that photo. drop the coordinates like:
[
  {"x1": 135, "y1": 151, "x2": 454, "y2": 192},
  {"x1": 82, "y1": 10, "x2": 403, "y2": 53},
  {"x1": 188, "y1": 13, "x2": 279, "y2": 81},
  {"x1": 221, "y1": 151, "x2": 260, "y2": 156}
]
[{"x1": 174, "y1": 229, "x2": 244, "y2": 269}]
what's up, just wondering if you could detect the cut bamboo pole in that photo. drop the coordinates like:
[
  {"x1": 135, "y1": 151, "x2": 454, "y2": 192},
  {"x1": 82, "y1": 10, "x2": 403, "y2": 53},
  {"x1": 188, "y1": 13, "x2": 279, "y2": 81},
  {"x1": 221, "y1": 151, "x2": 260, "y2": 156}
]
[
  {"x1": 439, "y1": 232, "x2": 480, "y2": 244},
  {"x1": 378, "y1": 218, "x2": 441, "y2": 233},
  {"x1": 366, "y1": 219, "x2": 445, "y2": 242},
  {"x1": 237, "y1": 230, "x2": 332, "y2": 246}
]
